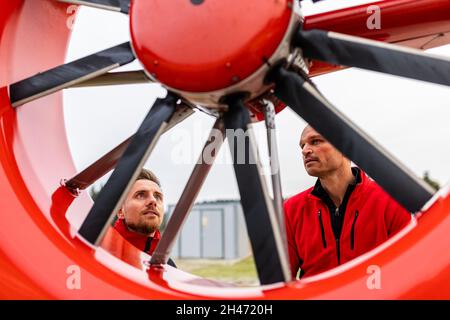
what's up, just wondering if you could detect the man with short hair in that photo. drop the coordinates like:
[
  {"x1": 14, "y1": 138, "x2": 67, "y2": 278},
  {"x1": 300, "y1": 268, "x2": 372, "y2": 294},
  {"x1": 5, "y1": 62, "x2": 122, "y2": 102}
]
[
  {"x1": 114, "y1": 169, "x2": 176, "y2": 267},
  {"x1": 284, "y1": 125, "x2": 411, "y2": 278}
]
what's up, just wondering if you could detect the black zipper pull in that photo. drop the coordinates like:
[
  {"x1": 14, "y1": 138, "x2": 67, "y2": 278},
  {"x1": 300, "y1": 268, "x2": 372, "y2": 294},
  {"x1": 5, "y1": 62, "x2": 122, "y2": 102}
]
[
  {"x1": 318, "y1": 209, "x2": 327, "y2": 248},
  {"x1": 144, "y1": 237, "x2": 152, "y2": 253},
  {"x1": 351, "y1": 211, "x2": 359, "y2": 250}
]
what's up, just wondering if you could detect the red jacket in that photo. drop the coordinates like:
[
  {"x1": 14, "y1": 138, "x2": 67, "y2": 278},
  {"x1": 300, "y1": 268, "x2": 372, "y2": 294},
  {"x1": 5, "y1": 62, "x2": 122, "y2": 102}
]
[
  {"x1": 114, "y1": 218, "x2": 161, "y2": 255},
  {"x1": 284, "y1": 169, "x2": 412, "y2": 278},
  {"x1": 113, "y1": 219, "x2": 177, "y2": 268}
]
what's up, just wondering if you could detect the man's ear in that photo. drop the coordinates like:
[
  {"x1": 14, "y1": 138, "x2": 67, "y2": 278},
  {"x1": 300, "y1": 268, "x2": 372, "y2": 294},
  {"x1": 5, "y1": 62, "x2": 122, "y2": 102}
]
[{"x1": 117, "y1": 207, "x2": 125, "y2": 219}]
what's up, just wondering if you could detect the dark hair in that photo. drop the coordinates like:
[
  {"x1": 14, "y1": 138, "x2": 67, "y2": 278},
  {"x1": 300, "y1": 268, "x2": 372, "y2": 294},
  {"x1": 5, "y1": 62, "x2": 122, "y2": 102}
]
[{"x1": 136, "y1": 168, "x2": 161, "y2": 187}]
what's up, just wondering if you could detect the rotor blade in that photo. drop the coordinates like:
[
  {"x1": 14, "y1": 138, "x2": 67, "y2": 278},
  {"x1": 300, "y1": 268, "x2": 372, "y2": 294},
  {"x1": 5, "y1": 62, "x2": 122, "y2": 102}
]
[
  {"x1": 70, "y1": 71, "x2": 150, "y2": 88},
  {"x1": 78, "y1": 93, "x2": 178, "y2": 245},
  {"x1": 150, "y1": 118, "x2": 226, "y2": 266},
  {"x1": 269, "y1": 67, "x2": 434, "y2": 213},
  {"x1": 64, "y1": 105, "x2": 193, "y2": 192},
  {"x1": 224, "y1": 95, "x2": 291, "y2": 285},
  {"x1": 296, "y1": 29, "x2": 450, "y2": 87},
  {"x1": 9, "y1": 42, "x2": 135, "y2": 107},
  {"x1": 57, "y1": 0, "x2": 130, "y2": 13}
]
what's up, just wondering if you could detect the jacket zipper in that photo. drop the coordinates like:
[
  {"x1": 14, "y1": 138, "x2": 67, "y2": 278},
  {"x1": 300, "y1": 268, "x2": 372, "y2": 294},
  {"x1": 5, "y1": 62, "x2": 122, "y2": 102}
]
[
  {"x1": 351, "y1": 211, "x2": 359, "y2": 250},
  {"x1": 334, "y1": 207, "x2": 339, "y2": 217},
  {"x1": 144, "y1": 237, "x2": 152, "y2": 253},
  {"x1": 318, "y1": 209, "x2": 327, "y2": 248},
  {"x1": 334, "y1": 208, "x2": 340, "y2": 265}
]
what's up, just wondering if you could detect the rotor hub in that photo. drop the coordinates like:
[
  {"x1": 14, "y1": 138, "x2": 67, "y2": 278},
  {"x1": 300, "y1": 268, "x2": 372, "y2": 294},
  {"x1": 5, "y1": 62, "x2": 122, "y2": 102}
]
[{"x1": 130, "y1": 0, "x2": 298, "y2": 107}]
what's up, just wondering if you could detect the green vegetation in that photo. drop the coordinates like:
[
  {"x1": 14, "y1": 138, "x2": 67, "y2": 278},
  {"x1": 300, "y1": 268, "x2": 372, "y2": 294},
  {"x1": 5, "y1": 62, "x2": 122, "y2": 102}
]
[
  {"x1": 177, "y1": 256, "x2": 259, "y2": 286},
  {"x1": 89, "y1": 183, "x2": 104, "y2": 201},
  {"x1": 423, "y1": 171, "x2": 440, "y2": 191},
  {"x1": 193, "y1": 256, "x2": 257, "y2": 278}
]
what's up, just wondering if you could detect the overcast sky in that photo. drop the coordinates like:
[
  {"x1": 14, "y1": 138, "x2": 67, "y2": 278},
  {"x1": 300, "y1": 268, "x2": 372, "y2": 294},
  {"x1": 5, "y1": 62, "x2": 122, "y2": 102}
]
[{"x1": 64, "y1": 0, "x2": 450, "y2": 206}]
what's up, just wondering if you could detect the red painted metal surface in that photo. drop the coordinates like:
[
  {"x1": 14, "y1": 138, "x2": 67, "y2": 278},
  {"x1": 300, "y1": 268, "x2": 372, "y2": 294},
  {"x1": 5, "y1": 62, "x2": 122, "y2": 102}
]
[
  {"x1": 0, "y1": 0, "x2": 450, "y2": 299},
  {"x1": 130, "y1": 0, "x2": 293, "y2": 92},
  {"x1": 305, "y1": 0, "x2": 450, "y2": 77},
  {"x1": 250, "y1": 0, "x2": 450, "y2": 119}
]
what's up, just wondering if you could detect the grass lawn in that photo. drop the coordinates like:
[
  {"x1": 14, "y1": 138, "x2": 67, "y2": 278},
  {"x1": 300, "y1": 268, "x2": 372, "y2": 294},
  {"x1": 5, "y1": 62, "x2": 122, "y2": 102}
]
[{"x1": 176, "y1": 256, "x2": 259, "y2": 286}]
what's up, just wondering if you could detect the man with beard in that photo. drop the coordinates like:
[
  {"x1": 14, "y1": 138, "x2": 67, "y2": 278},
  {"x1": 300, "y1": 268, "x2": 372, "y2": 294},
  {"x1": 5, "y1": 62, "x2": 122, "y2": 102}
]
[
  {"x1": 284, "y1": 125, "x2": 412, "y2": 279},
  {"x1": 114, "y1": 169, "x2": 176, "y2": 267}
]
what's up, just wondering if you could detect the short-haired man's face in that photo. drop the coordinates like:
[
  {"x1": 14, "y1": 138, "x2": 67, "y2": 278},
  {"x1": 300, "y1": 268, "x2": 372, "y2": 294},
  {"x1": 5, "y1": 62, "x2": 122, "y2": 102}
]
[
  {"x1": 300, "y1": 126, "x2": 346, "y2": 178},
  {"x1": 118, "y1": 179, "x2": 164, "y2": 236}
]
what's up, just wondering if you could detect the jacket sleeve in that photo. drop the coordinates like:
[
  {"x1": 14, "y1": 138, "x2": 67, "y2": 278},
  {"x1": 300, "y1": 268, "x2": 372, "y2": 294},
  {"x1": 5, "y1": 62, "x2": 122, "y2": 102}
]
[
  {"x1": 385, "y1": 198, "x2": 413, "y2": 237},
  {"x1": 284, "y1": 200, "x2": 302, "y2": 279}
]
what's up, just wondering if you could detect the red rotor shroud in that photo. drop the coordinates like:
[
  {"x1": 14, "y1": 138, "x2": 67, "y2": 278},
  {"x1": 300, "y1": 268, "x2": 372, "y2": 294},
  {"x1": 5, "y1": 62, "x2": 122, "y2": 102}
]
[
  {"x1": 2, "y1": 0, "x2": 450, "y2": 299},
  {"x1": 130, "y1": 0, "x2": 294, "y2": 93}
]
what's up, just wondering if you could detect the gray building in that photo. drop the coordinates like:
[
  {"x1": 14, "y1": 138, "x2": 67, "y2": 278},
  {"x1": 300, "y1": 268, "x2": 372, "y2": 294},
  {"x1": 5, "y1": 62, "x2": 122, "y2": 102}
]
[{"x1": 166, "y1": 200, "x2": 251, "y2": 260}]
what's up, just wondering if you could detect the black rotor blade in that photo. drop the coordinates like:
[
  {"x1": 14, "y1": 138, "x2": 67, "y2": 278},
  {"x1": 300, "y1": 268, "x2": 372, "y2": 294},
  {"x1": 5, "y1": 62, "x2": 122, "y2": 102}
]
[
  {"x1": 9, "y1": 42, "x2": 135, "y2": 107},
  {"x1": 57, "y1": 0, "x2": 130, "y2": 13},
  {"x1": 269, "y1": 67, "x2": 434, "y2": 213},
  {"x1": 224, "y1": 95, "x2": 291, "y2": 285},
  {"x1": 296, "y1": 29, "x2": 450, "y2": 87},
  {"x1": 78, "y1": 93, "x2": 178, "y2": 245},
  {"x1": 71, "y1": 70, "x2": 150, "y2": 88}
]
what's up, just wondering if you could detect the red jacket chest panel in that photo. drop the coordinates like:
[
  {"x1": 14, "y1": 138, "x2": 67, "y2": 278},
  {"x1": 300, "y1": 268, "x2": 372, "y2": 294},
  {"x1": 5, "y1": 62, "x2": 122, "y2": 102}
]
[{"x1": 285, "y1": 172, "x2": 411, "y2": 278}]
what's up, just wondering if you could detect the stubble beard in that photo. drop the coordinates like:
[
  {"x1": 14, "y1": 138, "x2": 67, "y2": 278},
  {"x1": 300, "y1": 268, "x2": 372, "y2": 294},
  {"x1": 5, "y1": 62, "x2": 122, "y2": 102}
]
[{"x1": 125, "y1": 217, "x2": 159, "y2": 236}]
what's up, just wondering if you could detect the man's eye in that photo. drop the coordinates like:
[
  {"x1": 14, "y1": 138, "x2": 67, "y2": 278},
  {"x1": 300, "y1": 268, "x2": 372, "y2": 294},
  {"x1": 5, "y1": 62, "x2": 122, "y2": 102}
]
[
  {"x1": 135, "y1": 193, "x2": 145, "y2": 199},
  {"x1": 312, "y1": 139, "x2": 320, "y2": 145}
]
